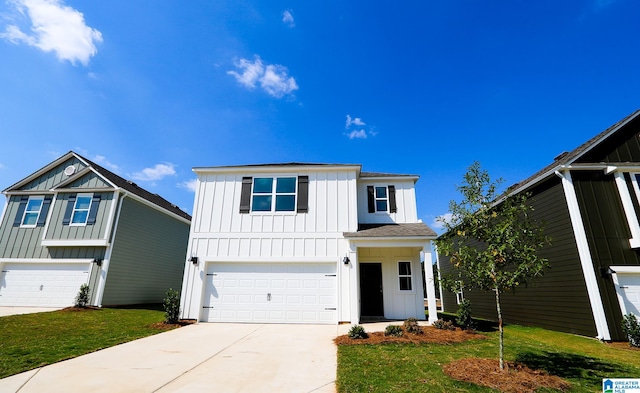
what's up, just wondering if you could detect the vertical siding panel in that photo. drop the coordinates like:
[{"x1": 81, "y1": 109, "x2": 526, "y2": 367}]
[
  {"x1": 200, "y1": 177, "x2": 214, "y2": 233},
  {"x1": 273, "y1": 216, "x2": 284, "y2": 232},
  {"x1": 283, "y1": 215, "x2": 295, "y2": 232},
  {"x1": 283, "y1": 239, "x2": 294, "y2": 257},
  {"x1": 262, "y1": 216, "x2": 273, "y2": 232},
  {"x1": 219, "y1": 238, "x2": 230, "y2": 257},
  {"x1": 221, "y1": 175, "x2": 236, "y2": 233},
  {"x1": 272, "y1": 238, "x2": 283, "y2": 257},
  {"x1": 316, "y1": 239, "x2": 326, "y2": 257},
  {"x1": 207, "y1": 238, "x2": 219, "y2": 257},
  {"x1": 326, "y1": 172, "x2": 338, "y2": 232},
  {"x1": 250, "y1": 238, "x2": 260, "y2": 257},
  {"x1": 306, "y1": 173, "x2": 317, "y2": 232},
  {"x1": 316, "y1": 172, "x2": 327, "y2": 232},
  {"x1": 305, "y1": 238, "x2": 315, "y2": 257},
  {"x1": 294, "y1": 238, "x2": 304, "y2": 257},
  {"x1": 237, "y1": 238, "x2": 248, "y2": 257},
  {"x1": 337, "y1": 172, "x2": 348, "y2": 231},
  {"x1": 260, "y1": 238, "x2": 271, "y2": 257}
]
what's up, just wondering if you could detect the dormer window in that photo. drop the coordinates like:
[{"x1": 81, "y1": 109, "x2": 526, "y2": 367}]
[{"x1": 367, "y1": 185, "x2": 397, "y2": 214}]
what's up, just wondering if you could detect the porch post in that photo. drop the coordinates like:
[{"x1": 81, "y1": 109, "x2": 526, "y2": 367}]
[
  {"x1": 348, "y1": 243, "x2": 359, "y2": 324},
  {"x1": 423, "y1": 241, "x2": 438, "y2": 324}
]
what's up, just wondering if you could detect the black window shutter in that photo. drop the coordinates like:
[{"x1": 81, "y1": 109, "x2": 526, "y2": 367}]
[
  {"x1": 87, "y1": 194, "x2": 102, "y2": 225},
  {"x1": 239, "y1": 177, "x2": 252, "y2": 214},
  {"x1": 36, "y1": 195, "x2": 53, "y2": 227},
  {"x1": 388, "y1": 185, "x2": 397, "y2": 213},
  {"x1": 367, "y1": 186, "x2": 375, "y2": 213},
  {"x1": 12, "y1": 196, "x2": 29, "y2": 227},
  {"x1": 62, "y1": 194, "x2": 77, "y2": 225},
  {"x1": 297, "y1": 176, "x2": 309, "y2": 213}
]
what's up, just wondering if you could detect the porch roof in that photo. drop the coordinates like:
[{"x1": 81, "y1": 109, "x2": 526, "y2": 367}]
[{"x1": 343, "y1": 222, "x2": 437, "y2": 239}]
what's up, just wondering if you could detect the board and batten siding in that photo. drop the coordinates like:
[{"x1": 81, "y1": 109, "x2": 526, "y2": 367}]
[
  {"x1": 0, "y1": 195, "x2": 50, "y2": 259},
  {"x1": 189, "y1": 170, "x2": 358, "y2": 260},
  {"x1": 18, "y1": 157, "x2": 87, "y2": 192},
  {"x1": 356, "y1": 180, "x2": 418, "y2": 224},
  {"x1": 44, "y1": 192, "x2": 113, "y2": 241},
  {"x1": 440, "y1": 178, "x2": 598, "y2": 337},
  {"x1": 101, "y1": 197, "x2": 189, "y2": 305}
]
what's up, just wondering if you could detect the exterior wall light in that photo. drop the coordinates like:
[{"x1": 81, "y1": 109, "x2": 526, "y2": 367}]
[
  {"x1": 343, "y1": 256, "x2": 350, "y2": 265},
  {"x1": 92, "y1": 258, "x2": 102, "y2": 267},
  {"x1": 189, "y1": 256, "x2": 199, "y2": 265}
]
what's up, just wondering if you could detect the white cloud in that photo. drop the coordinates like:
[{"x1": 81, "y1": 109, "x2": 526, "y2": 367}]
[
  {"x1": 1, "y1": 0, "x2": 102, "y2": 66},
  {"x1": 282, "y1": 9, "x2": 295, "y2": 27},
  {"x1": 345, "y1": 114, "x2": 366, "y2": 129},
  {"x1": 92, "y1": 155, "x2": 120, "y2": 173},
  {"x1": 178, "y1": 179, "x2": 198, "y2": 193},
  {"x1": 431, "y1": 213, "x2": 454, "y2": 230},
  {"x1": 347, "y1": 129, "x2": 367, "y2": 139},
  {"x1": 131, "y1": 163, "x2": 176, "y2": 182},
  {"x1": 227, "y1": 55, "x2": 298, "y2": 98}
]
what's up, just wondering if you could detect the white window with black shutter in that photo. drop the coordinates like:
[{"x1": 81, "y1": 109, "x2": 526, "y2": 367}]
[
  {"x1": 62, "y1": 193, "x2": 101, "y2": 226},
  {"x1": 239, "y1": 176, "x2": 309, "y2": 214},
  {"x1": 13, "y1": 195, "x2": 52, "y2": 228},
  {"x1": 367, "y1": 185, "x2": 397, "y2": 213}
]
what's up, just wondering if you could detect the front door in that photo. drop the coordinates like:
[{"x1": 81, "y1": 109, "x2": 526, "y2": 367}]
[{"x1": 360, "y1": 263, "x2": 384, "y2": 317}]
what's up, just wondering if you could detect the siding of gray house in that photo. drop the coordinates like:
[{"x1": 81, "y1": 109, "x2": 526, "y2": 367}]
[
  {"x1": 44, "y1": 191, "x2": 113, "y2": 241},
  {"x1": 101, "y1": 197, "x2": 189, "y2": 305},
  {"x1": 440, "y1": 177, "x2": 598, "y2": 337},
  {"x1": 0, "y1": 195, "x2": 49, "y2": 259},
  {"x1": 20, "y1": 157, "x2": 87, "y2": 191}
]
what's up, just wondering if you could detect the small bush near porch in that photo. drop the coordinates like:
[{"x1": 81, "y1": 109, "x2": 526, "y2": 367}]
[{"x1": 336, "y1": 323, "x2": 640, "y2": 392}]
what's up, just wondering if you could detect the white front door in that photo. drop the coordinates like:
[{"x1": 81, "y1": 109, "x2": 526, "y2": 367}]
[
  {"x1": 0, "y1": 263, "x2": 90, "y2": 307},
  {"x1": 614, "y1": 272, "x2": 640, "y2": 317},
  {"x1": 201, "y1": 262, "x2": 337, "y2": 324}
]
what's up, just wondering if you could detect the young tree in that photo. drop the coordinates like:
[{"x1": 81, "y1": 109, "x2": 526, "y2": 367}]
[{"x1": 435, "y1": 161, "x2": 550, "y2": 370}]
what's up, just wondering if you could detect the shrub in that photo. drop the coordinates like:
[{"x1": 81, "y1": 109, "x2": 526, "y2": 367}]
[
  {"x1": 74, "y1": 284, "x2": 90, "y2": 308},
  {"x1": 403, "y1": 317, "x2": 423, "y2": 334},
  {"x1": 163, "y1": 288, "x2": 180, "y2": 324},
  {"x1": 348, "y1": 325, "x2": 368, "y2": 339},
  {"x1": 385, "y1": 325, "x2": 403, "y2": 337},
  {"x1": 622, "y1": 313, "x2": 640, "y2": 348},
  {"x1": 433, "y1": 318, "x2": 456, "y2": 331},
  {"x1": 456, "y1": 299, "x2": 475, "y2": 330}
]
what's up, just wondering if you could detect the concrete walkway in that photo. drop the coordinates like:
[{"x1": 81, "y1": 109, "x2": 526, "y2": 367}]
[
  {"x1": 0, "y1": 307, "x2": 62, "y2": 317},
  {"x1": 0, "y1": 323, "x2": 338, "y2": 393}
]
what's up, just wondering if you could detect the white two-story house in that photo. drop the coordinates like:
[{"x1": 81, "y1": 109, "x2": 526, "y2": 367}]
[{"x1": 179, "y1": 163, "x2": 438, "y2": 324}]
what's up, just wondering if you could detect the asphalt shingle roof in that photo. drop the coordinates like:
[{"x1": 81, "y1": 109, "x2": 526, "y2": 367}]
[{"x1": 343, "y1": 222, "x2": 437, "y2": 238}]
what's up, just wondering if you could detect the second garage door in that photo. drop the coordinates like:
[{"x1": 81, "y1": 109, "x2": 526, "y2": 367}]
[
  {"x1": 616, "y1": 273, "x2": 640, "y2": 317},
  {"x1": 0, "y1": 263, "x2": 90, "y2": 307},
  {"x1": 202, "y1": 262, "x2": 337, "y2": 324}
]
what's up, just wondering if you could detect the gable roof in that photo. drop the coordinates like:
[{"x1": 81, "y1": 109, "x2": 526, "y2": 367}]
[
  {"x1": 507, "y1": 109, "x2": 640, "y2": 196},
  {"x1": 343, "y1": 222, "x2": 437, "y2": 239},
  {"x1": 3, "y1": 151, "x2": 191, "y2": 221}
]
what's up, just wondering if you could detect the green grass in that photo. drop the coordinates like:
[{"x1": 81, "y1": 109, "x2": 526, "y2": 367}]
[
  {"x1": 0, "y1": 306, "x2": 174, "y2": 378},
  {"x1": 337, "y1": 324, "x2": 640, "y2": 392}
]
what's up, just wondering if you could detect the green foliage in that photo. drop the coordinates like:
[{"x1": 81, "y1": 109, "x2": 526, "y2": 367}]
[
  {"x1": 384, "y1": 325, "x2": 403, "y2": 337},
  {"x1": 432, "y1": 318, "x2": 456, "y2": 330},
  {"x1": 622, "y1": 313, "x2": 640, "y2": 348},
  {"x1": 74, "y1": 283, "x2": 90, "y2": 308},
  {"x1": 435, "y1": 161, "x2": 550, "y2": 294},
  {"x1": 456, "y1": 299, "x2": 475, "y2": 330},
  {"x1": 348, "y1": 324, "x2": 368, "y2": 339},
  {"x1": 403, "y1": 317, "x2": 423, "y2": 334},
  {"x1": 163, "y1": 288, "x2": 180, "y2": 324}
]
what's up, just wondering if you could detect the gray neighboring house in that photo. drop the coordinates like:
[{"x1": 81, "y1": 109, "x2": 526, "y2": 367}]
[{"x1": 0, "y1": 151, "x2": 191, "y2": 308}]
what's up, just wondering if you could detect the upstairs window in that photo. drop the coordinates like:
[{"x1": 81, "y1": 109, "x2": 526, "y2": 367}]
[
  {"x1": 71, "y1": 194, "x2": 93, "y2": 225},
  {"x1": 398, "y1": 261, "x2": 413, "y2": 291},
  {"x1": 367, "y1": 185, "x2": 397, "y2": 213},
  {"x1": 252, "y1": 177, "x2": 296, "y2": 212},
  {"x1": 21, "y1": 196, "x2": 44, "y2": 227}
]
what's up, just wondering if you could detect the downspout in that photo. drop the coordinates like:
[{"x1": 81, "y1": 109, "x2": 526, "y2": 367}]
[{"x1": 556, "y1": 170, "x2": 611, "y2": 340}]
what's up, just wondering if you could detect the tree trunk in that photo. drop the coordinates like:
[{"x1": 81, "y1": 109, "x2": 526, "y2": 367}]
[{"x1": 494, "y1": 287, "x2": 504, "y2": 370}]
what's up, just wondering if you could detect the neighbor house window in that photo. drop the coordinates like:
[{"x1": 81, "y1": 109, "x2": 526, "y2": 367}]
[
  {"x1": 21, "y1": 196, "x2": 44, "y2": 227},
  {"x1": 71, "y1": 194, "x2": 93, "y2": 225},
  {"x1": 251, "y1": 177, "x2": 296, "y2": 212},
  {"x1": 375, "y1": 187, "x2": 388, "y2": 212},
  {"x1": 398, "y1": 261, "x2": 413, "y2": 291},
  {"x1": 454, "y1": 280, "x2": 465, "y2": 305}
]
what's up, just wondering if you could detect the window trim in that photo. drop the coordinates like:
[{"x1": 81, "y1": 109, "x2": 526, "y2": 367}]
[
  {"x1": 375, "y1": 186, "x2": 388, "y2": 213},
  {"x1": 70, "y1": 193, "x2": 93, "y2": 226},
  {"x1": 250, "y1": 176, "x2": 297, "y2": 213},
  {"x1": 20, "y1": 196, "x2": 44, "y2": 228},
  {"x1": 397, "y1": 261, "x2": 414, "y2": 292}
]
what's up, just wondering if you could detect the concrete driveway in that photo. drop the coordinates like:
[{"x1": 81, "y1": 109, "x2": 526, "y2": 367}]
[
  {"x1": 0, "y1": 323, "x2": 337, "y2": 393},
  {"x1": 0, "y1": 307, "x2": 62, "y2": 317}
]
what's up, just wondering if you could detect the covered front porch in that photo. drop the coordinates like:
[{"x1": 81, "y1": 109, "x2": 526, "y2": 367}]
[{"x1": 342, "y1": 223, "x2": 438, "y2": 324}]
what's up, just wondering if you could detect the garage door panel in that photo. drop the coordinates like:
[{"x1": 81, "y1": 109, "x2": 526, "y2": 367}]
[
  {"x1": 0, "y1": 263, "x2": 90, "y2": 307},
  {"x1": 616, "y1": 274, "x2": 640, "y2": 317},
  {"x1": 202, "y1": 263, "x2": 337, "y2": 324}
]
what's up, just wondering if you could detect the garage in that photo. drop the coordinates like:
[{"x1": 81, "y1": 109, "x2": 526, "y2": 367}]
[
  {"x1": 0, "y1": 263, "x2": 90, "y2": 307},
  {"x1": 201, "y1": 262, "x2": 337, "y2": 324},
  {"x1": 614, "y1": 272, "x2": 640, "y2": 317}
]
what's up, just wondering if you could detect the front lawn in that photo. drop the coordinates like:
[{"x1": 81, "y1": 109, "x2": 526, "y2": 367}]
[
  {"x1": 0, "y1": 307, "x2": 175, "y2": 379},
  {"x1": 337, "y1": 324, "x2": 640, "y2": 392}
]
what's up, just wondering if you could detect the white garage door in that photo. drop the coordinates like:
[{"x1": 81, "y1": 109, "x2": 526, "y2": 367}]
[
  {"x1": 202, "y1": 263, "x2": 337, "y2": 324},
  {"x1": 616, "y1": 273, "x2": 640, "y2": 317},
  {"x1": 0, "y1": 263, "x2": 90, "y2": 307}
]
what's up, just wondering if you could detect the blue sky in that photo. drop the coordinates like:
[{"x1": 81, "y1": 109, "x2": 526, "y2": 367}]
[{"x1": 0, "y1": 0, "x2": 638, "y2": 231}]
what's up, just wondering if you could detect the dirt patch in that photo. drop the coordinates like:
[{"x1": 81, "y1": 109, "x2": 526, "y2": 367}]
[
  {"x1": 334, "y1": 326, "x2": 485, "y2": 345},
  {"x1": 60, "y1": 306, "x2": 102, "y2": 312},
  {"x1": 606, "y1": 341, "x2": 640, "y2": 351},
  {"x1": 149, "y1": 320, "x2": 197, "y2": 330},
  {"x1": 443, "y1": 358, "x2": 570, "y2": 393}
]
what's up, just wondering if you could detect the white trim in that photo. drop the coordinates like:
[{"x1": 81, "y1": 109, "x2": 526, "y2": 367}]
[
  {"x1": 41, "y1": 239, "x2": 109, "y2": 247},
  {"x1": 103, "y1": 190, "x2": 120, "y2": 243},
  {"x1": 348, "y1": 244, "x2": 359, "y2": 324},
  {"x1": 423, "y1": 242, "x2": 438, "y2": 323},
  {"x1": 397, "y1": 261, "x2": 414, "y2": 293},
  {"x1": 610, "y1": 266, "x2": 640, "y2": 274},
  {"x1": 40, "y1": 194, "x2": 57, "y2": 242},
  {"x1": 193, "y1": 164, "x2": 362, "y2": 175},
  {"x1": 343, "y1": 239, "x2": 435, "y2": 248},
  {"x1": 200, "y1": 256, "x2": 337, "y2": 263},
  {"x1": 94, "y1": 193, "x2": 125, "y2": 306},
  {"x1": 612, "y1": 172, "x2": 640, "y2": 248},
  {"x1": 19, "y1": 195, "x2": 44, "y2": 228},
  {"x1": 69, "y1": 193, "x2": 92, "y2": 226},
  {"x1": 558, "y1": 170, "x2": 611, "y2": 340},
  {"x1": 0, "y1": 258, "x2": 94, "y2": 264}
]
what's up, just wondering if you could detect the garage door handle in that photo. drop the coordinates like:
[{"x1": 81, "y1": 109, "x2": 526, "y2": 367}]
[
  {"x1": 620, "y1": 286, "x2": 629, "y2": 289},
  {"x1": 267, "y1": 293, "x2": 271, "y2": 301}
]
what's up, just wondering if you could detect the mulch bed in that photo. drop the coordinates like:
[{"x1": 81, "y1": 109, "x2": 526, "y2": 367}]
[
  {"x1": 606, "y1": 341, "x2": 640, "y2": 351},
  {"x1": 334, "y1": 326, "x2": 485, "y2": 345},
  {"x1": 60, "y1": 306, "x2": 102, "y2": 312},
  {"x1": 444, "y1": 358, "x2": 571, "y2": 393},
  {"x1": 149, "y1": 319, "x2": 197, "y2": 330}
]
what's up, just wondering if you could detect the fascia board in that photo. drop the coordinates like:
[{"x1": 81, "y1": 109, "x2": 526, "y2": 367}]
[{"x1": 193, "y1": 164, "x2": 362, "y2": 175}]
